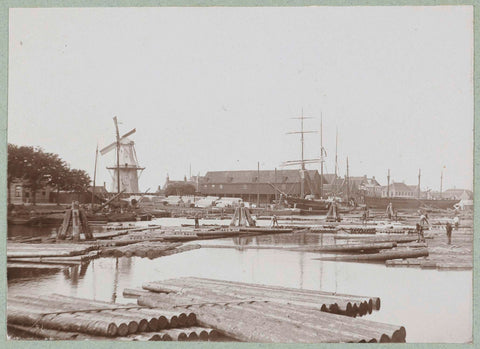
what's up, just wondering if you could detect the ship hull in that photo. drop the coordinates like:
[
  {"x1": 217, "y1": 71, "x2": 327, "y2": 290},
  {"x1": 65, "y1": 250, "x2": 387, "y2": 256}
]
[
  {"x1": 284, "y1": 197, "x2": 330, "y2": 212},
  {"x1": 364, "y1": 196, "x2": 459, "y2": 210}
]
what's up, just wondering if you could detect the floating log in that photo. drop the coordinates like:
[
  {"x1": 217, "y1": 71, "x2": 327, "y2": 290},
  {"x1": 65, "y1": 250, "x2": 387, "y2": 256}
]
[
  {"x1": 238, "y1": 227, "x2": 293, "y2": 234},
  {"x1": 7, "y1": 263, "x2": 66, "y2": 270},
  {"x1": 7, "y1": 243, "x2": 98, "y2": 258},
  {"x1": 291, "y1": 242, "x2": 396, "y2": 253},
  {"x1": 123, "y1": 288, "x2": 153, "y2": 298},
  {"x1": 7, "y1": 258, "x2": 82, "y2": 266},
  {"x1": 334, "y1": 235, "x2": 418, "y2": 243},
  {"x1": 314, "y1": 248, "x2": 429, "y2": 261}
]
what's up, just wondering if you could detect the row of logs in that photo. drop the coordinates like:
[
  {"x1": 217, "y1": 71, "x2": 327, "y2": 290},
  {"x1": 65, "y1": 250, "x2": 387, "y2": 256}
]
[
  {"x1": 7, "y1": 294, "x2": 197, "y2": 337},
  {"x1": 8, "y1": 324, "x2": 221, "y2": 341},
  {"x1": 135, "y1": 282, "x2": 405, "y2": 343},
  {"x1": 99, "y1": 242, "x2": 200, "y2": 259},
  {"x1": 140, "y1": 277, "x2": 380, "y2": 318}
]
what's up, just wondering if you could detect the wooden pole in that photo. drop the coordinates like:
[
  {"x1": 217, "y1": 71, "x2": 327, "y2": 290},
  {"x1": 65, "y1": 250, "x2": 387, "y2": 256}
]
[
  {"x1": 71, "y1": 202, "x2": 80, "y2": 241},
  {"x1": 257, "y1": 162, "x2": 260, "y2": 207},
  {"x1": 320, "y1": 114, "x2": 323, "y2": 198},
  {"x1": 92, "y1": 145, "x2": 98, "y2": 205}
]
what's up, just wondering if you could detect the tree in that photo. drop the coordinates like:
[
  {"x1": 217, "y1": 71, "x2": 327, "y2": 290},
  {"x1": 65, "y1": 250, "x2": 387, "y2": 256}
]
[
  {"x1": 22, "y1": 147, "x2": 54, "y2": 205},
  {"x1": 45, "y1": 154, "x2": 70, "y2": 205},
  {"x1": 165, "y1": 182, "x2": 196, "y2": 196},
  {"x1": 68, "y1": 169, "x2": 91, "y2": 192},
  {"x1": 8, "y1": 144, "x2": 92, "y2": 205},
  {"x1": 7, "y1": 144, "x2": 22, "y2": 204}
]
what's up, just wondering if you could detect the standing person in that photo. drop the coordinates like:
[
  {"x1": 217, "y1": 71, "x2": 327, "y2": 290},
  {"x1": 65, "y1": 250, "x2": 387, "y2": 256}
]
[
  {"x1": 419, "y1": 213, "x2": 429, "y2": 228},
  {"x1": 416, "y1": 223, "x2": 425, "y2": 243},
  {"x1": 453, "y1": 216, "x2": 459, "y2": 230},
  {"x1": 194, "y1": 214, "x2": 200, "y2": 229},
  {"x1": 386, "y1": 202, "x2": 393, "y2": 220},
  {"x1": 271, "y1": 215, "x2": 279, "y2": 227},
  {"x1": 394, "y1": 209, "x2": 398, "y2": 222},
  {"x1": 446, "y1": 222, "x2": 453, "y2": 245}
]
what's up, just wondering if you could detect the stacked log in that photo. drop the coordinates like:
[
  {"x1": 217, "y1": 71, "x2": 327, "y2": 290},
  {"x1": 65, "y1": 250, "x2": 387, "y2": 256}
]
[
  {"x1": 137, "y1": 293, "x2": 404, "y2": 343},
  {"x1": 7, "y1": 324, "x2": 110, "y2": 340},
  {"x1": 7, "y1": 301, "x2": 119, "y2": 337},
  {"x1": 7, "y1": 294, "x2": 198, "y2": 338},
  {"x1": 140, "y1": 277, "x2": 380, "y2": 317},
  {"x1": 342, "y1": 227, "x2": 376, "y2": 234}
]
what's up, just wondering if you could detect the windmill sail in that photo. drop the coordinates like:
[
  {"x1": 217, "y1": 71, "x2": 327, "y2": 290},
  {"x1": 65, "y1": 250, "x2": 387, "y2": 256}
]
[{"x1": 101, "y1": 118, "x2": 144, "y2": 193}]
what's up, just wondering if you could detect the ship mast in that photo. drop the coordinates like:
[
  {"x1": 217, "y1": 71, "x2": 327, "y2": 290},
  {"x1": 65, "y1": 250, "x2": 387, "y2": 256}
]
[
  {"x1": 417, "y1": 169, "x2": 421, "y2": 199},
  {"x1": 320, "y1": 115, "x2": 324, "y2": 198},
  {"x1": 114, "y1": 116, "x2": 121, "y2": 194},
  {"x1": 387, "y1": 169, "x2": 391, "y2": 198},
  {"x1": 283, "y1": 109, "x2": 319, "y2": 198},
  {"x1": 346, "y1": 156, "x2": 350, "y2": 202},
  {"x1": 440, "y1": 169, "x2": 443, "y2": 198}
]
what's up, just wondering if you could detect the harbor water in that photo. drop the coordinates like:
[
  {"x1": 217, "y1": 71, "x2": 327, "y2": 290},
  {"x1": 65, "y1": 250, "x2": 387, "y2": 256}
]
[{"x1": 7, "y1": 217, "x2": 472, "y2": 343}]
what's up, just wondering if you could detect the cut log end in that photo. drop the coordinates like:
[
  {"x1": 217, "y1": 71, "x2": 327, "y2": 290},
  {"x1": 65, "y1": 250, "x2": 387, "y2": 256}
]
[
  {"x1": 186, "y1": 313, "x2": 197, "y2": 326},
  {"x1": 117, "y1": 323, "x2": 129, "y2": 337}
]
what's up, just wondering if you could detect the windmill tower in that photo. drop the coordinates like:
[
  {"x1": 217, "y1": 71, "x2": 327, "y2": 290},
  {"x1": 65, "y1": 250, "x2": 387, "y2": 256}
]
[{"x1": 100, "y1": 117, "x2": 145, "y2": 194}]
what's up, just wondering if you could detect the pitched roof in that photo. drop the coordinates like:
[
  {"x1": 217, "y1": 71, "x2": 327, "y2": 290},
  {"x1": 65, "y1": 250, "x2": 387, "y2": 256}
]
[
  {"x1": 322, "y1": 173, "x2": 337, "y2": 185},
  {"x1": 388, "y1": 182, "x2": 413, "y2": 192},
  {"x1": 202, "y1": 170, "x2": 308, "y2": 184},
  {"x1": 444, "y1": 189, "x2": 473, "y2": 199}
]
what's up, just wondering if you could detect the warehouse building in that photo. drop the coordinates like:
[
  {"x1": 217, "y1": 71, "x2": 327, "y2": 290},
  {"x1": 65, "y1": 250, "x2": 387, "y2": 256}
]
[{"x1": 197, "y1": 169, "x2": 332, "y2": 204}]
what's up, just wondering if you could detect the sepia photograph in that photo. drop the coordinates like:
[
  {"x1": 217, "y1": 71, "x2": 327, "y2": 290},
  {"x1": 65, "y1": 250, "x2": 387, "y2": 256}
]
[{"x1": 5, "y1": 4, "x2": 474, "y2": 344}]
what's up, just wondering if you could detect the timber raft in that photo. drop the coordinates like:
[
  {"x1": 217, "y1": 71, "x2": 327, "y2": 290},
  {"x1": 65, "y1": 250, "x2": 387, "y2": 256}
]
[{"x1": 8, "y1": 277, "x2": 406, "y2": 342}]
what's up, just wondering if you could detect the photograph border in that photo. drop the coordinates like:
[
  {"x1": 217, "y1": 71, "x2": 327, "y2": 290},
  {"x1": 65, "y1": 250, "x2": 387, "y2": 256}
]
[{"x1": 0, "y1": 0, "x2": 478, "y2": 348}]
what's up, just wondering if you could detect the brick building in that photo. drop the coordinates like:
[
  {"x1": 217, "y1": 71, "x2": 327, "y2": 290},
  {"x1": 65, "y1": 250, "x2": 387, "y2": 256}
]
[{"x1": 197, "y1": 170, "x2": 331, "y2": 204}]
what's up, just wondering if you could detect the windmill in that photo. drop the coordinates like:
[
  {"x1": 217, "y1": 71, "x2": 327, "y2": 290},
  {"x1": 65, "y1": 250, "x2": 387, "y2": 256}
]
[{"x1": 100, "y1": 117, "x2": 145, "y2": 194}]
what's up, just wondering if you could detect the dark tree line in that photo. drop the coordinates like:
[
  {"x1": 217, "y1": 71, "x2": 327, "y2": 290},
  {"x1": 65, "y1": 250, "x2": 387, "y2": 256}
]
[{"x1": 8, "y1": 144, "x2": 91, "y2": 204}]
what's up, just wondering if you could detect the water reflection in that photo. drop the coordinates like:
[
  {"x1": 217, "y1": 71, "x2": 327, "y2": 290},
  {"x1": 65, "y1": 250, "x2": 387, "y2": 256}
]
[
  {"x1": 62, "y1": 262, "x2": 91, "y2": 287},
  {"x1": 7, "y1": 247, "x2": 472, "y2": 343},
  {"x1": 7, "y1": 219, "x2": 472, "y2": 343}
]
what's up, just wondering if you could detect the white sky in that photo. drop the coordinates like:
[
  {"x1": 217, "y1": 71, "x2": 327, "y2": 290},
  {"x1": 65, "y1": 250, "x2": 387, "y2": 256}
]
[{"x1": 8, "y1": 6, "x2": 474, "y2": 192}]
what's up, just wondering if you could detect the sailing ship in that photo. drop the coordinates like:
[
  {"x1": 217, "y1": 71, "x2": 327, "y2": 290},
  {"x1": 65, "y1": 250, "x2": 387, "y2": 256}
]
[{"x1": 278, "y1": 110, "x2": 330, "y2": 213}]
